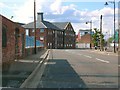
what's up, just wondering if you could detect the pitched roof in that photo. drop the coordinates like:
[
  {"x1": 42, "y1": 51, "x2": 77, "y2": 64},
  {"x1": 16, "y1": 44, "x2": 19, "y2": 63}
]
[
  {"x1": 52, "y1": 22, "x2": 69, "y2": 30},
  {"x1": 43, "y1": 21, "x2": 60, "y2": 30},
  {"x1": 23, "y1": 20, "x2": 61, "y2": 30}
]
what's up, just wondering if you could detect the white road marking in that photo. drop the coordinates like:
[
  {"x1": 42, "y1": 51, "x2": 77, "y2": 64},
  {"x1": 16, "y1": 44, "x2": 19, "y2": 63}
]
[
  {"x1": 84, "y1": 55, "x2": 92, "y2": 58},
  {"x1": 96, "y1": 58, "x2": 109, "y2": 63}
]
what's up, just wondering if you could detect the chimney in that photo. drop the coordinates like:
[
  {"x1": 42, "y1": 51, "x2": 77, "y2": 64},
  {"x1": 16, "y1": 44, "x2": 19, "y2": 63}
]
[{"x1": 37, "y1": 12, "x2": 43, "y2": 22}]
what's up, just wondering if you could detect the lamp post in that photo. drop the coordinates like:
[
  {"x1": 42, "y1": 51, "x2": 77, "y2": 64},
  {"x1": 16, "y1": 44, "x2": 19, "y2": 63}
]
[
  {"x1": 104, "y1": 0, "x2": 116, "y2": 53},
  {"x1": 86, "y1": 20, "x2": 92, "y2": 49}
]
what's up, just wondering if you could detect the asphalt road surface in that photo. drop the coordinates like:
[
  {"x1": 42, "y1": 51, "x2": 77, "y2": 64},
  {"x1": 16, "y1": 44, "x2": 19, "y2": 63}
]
[{"x1": 37, "y1": 49, "x2": 118, "y2": 88}]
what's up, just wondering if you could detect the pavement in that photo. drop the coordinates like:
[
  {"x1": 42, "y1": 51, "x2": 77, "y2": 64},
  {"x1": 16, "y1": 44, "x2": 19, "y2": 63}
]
[
  {"x1": 2, "y1": 49, "x2": 49, "y2": 88},
  {"x1": 90, "y1": 49, "x2": 119, "y2": 56},
  {"x1": 20, "y1": 49, "x2": 49, "y2": 88}
]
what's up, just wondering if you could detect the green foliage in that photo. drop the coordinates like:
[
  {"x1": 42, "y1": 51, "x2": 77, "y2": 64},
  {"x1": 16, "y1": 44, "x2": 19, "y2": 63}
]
[
  {"x1": 92, "y1": 28, "x2": 105, "y2": 46},
  {"x1": 108, "y1": 37, "x2": 114, "y2": 43}
]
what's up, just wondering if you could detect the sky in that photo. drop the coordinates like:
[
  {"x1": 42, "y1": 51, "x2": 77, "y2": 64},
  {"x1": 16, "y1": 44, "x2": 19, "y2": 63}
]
[{"x1": 0, "y1": 0, "x2": 119, "y2": 39}]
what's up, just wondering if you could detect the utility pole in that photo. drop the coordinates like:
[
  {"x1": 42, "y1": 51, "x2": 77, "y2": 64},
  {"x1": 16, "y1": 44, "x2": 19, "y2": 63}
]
[
  {"x1": 100, "y1": 15, "x2": 103, "y2": 51},
  {"x1": 113, "y1": 0, "x2": 116, "y2": 53},
  {"x1": 34, "y1": 0, "x2": 37, "y2": 54},
  {"x1": 104, "y1": 0, "x2": 116, "y2": 53},
  {"x1": 90, "y1": 21, "x2": 92, "y2": 49}
]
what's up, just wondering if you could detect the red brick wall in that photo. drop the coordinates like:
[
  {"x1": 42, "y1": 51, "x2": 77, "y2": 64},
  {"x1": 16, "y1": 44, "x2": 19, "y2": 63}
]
[
  {"x1": 16, "y1": 26, "x2": 25, "y2": 58},
  {"x1": 2, "y1": 16, "x2": 16, "y2": 63},
  {"x1": 64, "y1": 23, "x2": 76, "y2": 49},
  {"x1": 80, "y1": 34, "x2": 91, "y2": 43},
  {"x1": 25, "y1": 47, "x2": 43, "y2": 56},
  {"x1": 29, "y1": 29, "x2": 40, "y2": 41},
  {"x1": 2, "y1": 15, "x2": 25, "y2": 63}
]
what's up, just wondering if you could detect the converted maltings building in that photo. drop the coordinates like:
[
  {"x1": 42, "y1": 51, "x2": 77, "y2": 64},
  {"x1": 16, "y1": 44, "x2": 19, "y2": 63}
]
[{"x1": 24, "y1": 13, "x2": 76, "y2": 49}]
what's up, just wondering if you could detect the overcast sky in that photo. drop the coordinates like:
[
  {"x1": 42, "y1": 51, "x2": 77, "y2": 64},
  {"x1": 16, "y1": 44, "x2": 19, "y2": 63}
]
[{"x1": 1, "y1": 0, "x2": 119, "y2": 39}]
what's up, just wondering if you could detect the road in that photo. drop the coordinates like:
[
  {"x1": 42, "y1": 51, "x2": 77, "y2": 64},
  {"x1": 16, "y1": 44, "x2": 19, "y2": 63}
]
[{"x1": 37, "y1": 49, "x2": 118, "y2": 88}]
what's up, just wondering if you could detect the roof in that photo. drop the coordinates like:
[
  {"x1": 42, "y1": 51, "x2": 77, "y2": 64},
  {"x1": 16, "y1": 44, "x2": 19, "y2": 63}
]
[
  {"x1": 15, "y1": 22, "x2": 25, "y2": 26},
  {"x1": 52, "y1": 22, "x2": 69, "y2": 30},
  {"x1": 79, "y1": 29, "x2": 90, "y2": 31},
  {"x1": 23, "y1": 20, "x2": 61, "y2": 30}
]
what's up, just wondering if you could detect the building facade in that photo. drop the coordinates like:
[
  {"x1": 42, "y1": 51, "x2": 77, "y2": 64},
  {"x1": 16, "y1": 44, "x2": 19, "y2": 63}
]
[
  {"x1": 1, "y1": 15, "x2": 25, "y2": 63},
  {"x1": 76, "y1": 29, "x2": 92, "y2": 48},
  {"x1": 53, "y1": 22, "x2": 76, "y2": 49},
  {"x1": 24, "y1": 13, "x2": 76, "y2": 49}
]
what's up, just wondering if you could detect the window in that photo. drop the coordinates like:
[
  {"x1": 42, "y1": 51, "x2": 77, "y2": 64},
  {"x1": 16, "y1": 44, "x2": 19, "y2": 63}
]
[
  {"x1": 26, "y1": 29, "x2": 29, "y2": 35},
  {"x1": 40, "y1": 29, "x2": 44, "y2": 33},
  {"x1": 85, "y1": 32, "x2": 88, "y2": 35},
  {"x1": 32, "y1": 29, "x2": 35, "y2": 32},
  {"x1": 65, "y1": 33, "x2": 66, "y2": 36},
  {"x1": 40, "y1": 36, "x2": 44, "y2": 40},
  {"x1": 65, "y1": 44, "x2": 66, "y2": 47},
  {"x1": 2, "y1": 25, "x2": 7, "y2": 47},
  {"x1": 53, "y1": 30, "x2": 55, "y2": 33},
  {"x1": 48, "y1": 43, "x2": 50, "y2": 46}
]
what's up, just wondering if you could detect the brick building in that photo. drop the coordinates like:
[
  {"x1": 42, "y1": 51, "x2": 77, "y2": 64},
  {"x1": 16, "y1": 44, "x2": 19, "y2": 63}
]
[
  {"x1": 53, "y1": 22, "x2": 76, "y2": 49},
  {"x1": 1, "y1": 15, "x2": 25, "y2": 64},
  {"x1": 79, "y1": 34, "x2": 91, "y2": 43},
  {"x1": 76, "y1": 29, "x2": 92, "y2": 48},
  {"x1": 24, "y1": 13, "x2": 76, "y2": 49}
]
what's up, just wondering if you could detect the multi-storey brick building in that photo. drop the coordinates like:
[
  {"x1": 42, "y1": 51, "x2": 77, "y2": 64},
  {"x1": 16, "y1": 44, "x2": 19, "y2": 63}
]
[
  {"x1": 1, "y1": 15, "x2": 25, "y2": 64},
  {"x1": 53, "y1": 22, "x2": 76, "y2": 49},
  {"x1": 24, "y1": 13, "x2": 76, "y2": 49}
]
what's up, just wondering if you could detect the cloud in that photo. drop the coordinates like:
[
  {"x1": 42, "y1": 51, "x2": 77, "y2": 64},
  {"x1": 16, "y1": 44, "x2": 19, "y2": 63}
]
[
  {"x1": 0, "y1": 2, "x2": 6, "y2": 8},
  {"x1": 50, "y1": 0, "x2": 62, "y2": 14},
  {"x1": 2, "y1": 0, "x2": 118, "y2": 36}
]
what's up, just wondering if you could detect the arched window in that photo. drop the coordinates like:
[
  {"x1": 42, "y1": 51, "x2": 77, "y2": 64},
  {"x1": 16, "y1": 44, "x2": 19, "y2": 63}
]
[{"x1": 2, "y1": 25, "x2": 7, "y2": 47}]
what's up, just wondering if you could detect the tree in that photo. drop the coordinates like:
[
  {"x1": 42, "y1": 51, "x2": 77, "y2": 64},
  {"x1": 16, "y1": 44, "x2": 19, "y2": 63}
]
[
  {"x1": 108, "y1": 36, "x2": 114, "y2": 43},
  {"x1": 92, "y1": 28, "x2": 105, "y2": 48}
]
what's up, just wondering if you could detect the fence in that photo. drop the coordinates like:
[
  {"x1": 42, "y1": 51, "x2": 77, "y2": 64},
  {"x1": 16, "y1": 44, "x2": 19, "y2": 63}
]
[
  {"x1": 76, "y1": 43, "x2": 90, "y2": 49},
  {"x1": 25, "y1": 36, "x2": 43, "y2": 48},
  {"x1": 24, "y1": 36, "x2": 44, "y2": 56}
]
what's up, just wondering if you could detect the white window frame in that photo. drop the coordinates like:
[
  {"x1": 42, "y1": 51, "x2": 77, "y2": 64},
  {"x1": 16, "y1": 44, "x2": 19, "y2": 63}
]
[{"x1": 40, "y1": 36, "x2": 44, "y2": 40}]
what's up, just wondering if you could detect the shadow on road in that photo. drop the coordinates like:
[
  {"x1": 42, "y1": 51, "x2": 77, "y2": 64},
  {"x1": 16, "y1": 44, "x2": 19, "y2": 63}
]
[{"x1": 38, "y1": 59, "x2": 88, "y2": 88}]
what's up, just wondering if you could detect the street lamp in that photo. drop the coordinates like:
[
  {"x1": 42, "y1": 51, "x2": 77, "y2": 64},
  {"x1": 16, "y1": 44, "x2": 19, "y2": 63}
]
[
  {"x1": 86, "y1": 20, "x2": 92, "y2": 49},
  {"x1": 104, "y1": 0, "x2": 116, "y2": 53}
]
